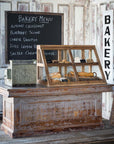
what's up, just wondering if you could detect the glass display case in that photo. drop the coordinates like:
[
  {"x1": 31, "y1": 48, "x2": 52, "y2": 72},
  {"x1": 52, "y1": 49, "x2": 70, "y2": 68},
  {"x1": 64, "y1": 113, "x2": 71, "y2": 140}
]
[{"x1": 37, "y1": 45, "x2": 106, "y2": 86}]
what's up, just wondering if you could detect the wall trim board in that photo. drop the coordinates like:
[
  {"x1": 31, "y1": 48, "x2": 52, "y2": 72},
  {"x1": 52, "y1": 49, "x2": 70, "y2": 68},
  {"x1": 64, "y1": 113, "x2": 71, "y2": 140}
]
[
  {"x1": 41, "y1": 3, "x2": 53, "y2": 12},
  {"x1": 17, "y1": 2, "x2": 30, "y2": 11},
  {"x1": 58, "y1": 4, "x2": 70, "y2": 45},
  {"x1": 73, "y1": 5, "x2": 85, "y2": 45}
]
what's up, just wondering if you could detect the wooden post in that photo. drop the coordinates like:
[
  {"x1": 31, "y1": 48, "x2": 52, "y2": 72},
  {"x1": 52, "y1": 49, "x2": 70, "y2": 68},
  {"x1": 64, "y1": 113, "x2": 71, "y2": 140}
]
[
  {"x1": 89, "y1": 49, "x2": 92, "y2": 72},
  {"x1": 81, "y1": 49, "x2": 85, "y2": 72},
  {"x1": 69, "y1": 49, "x2": 79, "y2": 81}
]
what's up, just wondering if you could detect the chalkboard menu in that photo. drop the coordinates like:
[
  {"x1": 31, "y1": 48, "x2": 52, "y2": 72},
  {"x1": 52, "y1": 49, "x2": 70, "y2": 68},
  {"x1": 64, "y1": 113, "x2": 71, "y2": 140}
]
[{"x1": 6, "y1": 11, "x2": 63, "y2": 62}]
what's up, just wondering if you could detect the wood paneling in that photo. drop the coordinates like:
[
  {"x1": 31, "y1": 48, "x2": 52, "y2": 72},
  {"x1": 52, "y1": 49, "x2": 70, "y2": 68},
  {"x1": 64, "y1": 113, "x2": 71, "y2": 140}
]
[
  {"x1": 58, "y1": 4, "x2": 69, "y2": 45},
  {"x1": 90, "y1": 5, "x2": 97, "y2": 45},
  {"x1": 41, "y1": 3, "x2": 53, "y2": 12},
  {"x1": 99, "y1": 3, "x2": 107, "y2": 62},
  {"x1": 17, "y1": 2, "x2": 30, "y2": 11},
  {"x1": 73, "y1": 5, "x2": 84, "y2": 45}
]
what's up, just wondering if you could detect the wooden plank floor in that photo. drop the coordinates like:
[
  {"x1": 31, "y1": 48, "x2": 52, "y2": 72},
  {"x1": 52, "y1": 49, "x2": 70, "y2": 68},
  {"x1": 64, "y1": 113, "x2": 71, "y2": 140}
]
[{"x1": 0, "y1": 120, "x2": 114, "y2": 144}]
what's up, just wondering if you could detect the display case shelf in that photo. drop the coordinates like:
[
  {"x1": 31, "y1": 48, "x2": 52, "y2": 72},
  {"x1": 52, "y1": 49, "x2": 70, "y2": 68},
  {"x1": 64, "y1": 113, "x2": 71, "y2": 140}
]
[
  {"x1": 74, "y1": 62, "x2": 99, "y2": 65},
  {"x1": 37, "y1": 45, "x2": 106, "y2": 87}
]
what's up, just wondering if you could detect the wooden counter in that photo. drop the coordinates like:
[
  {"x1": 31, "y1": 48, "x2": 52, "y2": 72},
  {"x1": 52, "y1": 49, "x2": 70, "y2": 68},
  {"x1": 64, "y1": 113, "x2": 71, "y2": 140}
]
[{"x1": 0, "y1": 84, "x2": 114, "y2": 138}]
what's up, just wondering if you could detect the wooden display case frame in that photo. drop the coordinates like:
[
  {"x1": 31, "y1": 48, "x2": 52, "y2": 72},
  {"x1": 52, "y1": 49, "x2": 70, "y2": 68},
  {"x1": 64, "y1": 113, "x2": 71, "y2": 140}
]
[{"x1": 37, "y1": 45, "x2": 106, "y2": 87}]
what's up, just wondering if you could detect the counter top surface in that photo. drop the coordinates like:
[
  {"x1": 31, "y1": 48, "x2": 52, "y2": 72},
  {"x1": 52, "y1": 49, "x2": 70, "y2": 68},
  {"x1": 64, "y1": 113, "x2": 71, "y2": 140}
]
[{"x1": 0, "y1": 84, "x2": 114, "y2": 98}]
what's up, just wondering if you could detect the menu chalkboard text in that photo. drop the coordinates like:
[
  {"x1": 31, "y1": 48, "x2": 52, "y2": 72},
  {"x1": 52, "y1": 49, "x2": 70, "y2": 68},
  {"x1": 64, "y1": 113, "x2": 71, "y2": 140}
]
[{"x1": 6, "y1": 11, "x2": 63, "y2": 62}]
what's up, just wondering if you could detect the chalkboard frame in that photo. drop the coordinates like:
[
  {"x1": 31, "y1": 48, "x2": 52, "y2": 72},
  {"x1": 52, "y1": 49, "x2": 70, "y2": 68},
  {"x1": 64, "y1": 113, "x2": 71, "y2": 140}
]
[{"x1": 5, "y1": 11, "x2": 64, "y2": 63}]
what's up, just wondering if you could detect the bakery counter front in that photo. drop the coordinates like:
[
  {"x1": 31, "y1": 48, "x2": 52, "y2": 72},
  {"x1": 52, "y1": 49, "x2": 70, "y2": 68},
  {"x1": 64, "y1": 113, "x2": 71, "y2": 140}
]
[{"x1": 0, "y1": 84, "x2": 114, "y2": 138}]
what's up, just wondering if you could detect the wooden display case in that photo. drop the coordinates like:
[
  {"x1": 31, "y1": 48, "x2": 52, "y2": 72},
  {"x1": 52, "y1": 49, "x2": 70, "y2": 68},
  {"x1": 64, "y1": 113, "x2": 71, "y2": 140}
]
[{"x1": 37, "y1": 45, "x2": 106, "y2": 86}]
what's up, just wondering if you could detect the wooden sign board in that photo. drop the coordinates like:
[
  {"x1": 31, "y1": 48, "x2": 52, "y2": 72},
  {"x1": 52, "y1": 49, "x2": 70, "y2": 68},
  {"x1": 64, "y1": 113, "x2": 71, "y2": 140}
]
[
  {"x1": 103, "y1": 10, "x2": 113, "y2": 84},
  {"x1": 5, "y1": 11, "x2": 63, "y2": 62}
]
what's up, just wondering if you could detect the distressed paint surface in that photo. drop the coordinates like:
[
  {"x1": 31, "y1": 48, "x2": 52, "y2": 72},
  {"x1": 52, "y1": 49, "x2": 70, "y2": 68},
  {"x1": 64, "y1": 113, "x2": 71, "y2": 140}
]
[
  {"x1": 2, "y1": 92, "x2": 102, "y2": 138},
  {"x1": 90, "y1": 5, "x2": 97, "y2": 45},
  {"x1": 58, "y1": 4, "x2": 69, "y2": 45},
  {"x1": 74, "y1": 6, "x2": 84, "y2": 44},
  {"x1": 18, "y1": 94, "x2": 101, "y2": 123},
  {"x1": 0, "y1": 84, "x2": 113, "y2": 138},
  {"x1": 41, "y1": 3, "x2": 53, "y2": 12},
  {"x1": 99, "y1": 3, "x2": 107, "y2": 63}
]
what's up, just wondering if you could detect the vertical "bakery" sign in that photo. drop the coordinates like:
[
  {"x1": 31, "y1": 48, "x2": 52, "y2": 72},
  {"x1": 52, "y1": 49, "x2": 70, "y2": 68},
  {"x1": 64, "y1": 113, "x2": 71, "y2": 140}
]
[{"x1": 103, "y1": 10, "x2": 113, "y2": 84}]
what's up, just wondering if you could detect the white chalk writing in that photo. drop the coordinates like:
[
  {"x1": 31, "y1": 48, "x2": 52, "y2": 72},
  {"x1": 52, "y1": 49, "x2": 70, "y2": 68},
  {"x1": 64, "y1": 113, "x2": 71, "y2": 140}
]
[{"x1": 18, "y1": 15, "x2": 37, "y2": 23}]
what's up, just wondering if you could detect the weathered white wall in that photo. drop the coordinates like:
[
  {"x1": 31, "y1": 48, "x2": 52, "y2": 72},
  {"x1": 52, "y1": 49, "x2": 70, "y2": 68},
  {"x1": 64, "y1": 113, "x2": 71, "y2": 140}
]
[{"x1": 0, "y1": 0, "x2": 114, "y2": 119}]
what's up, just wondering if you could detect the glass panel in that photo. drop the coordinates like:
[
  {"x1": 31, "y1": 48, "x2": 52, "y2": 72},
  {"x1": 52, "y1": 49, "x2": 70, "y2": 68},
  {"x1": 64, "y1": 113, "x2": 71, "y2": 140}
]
[
  {"x1": 92, "y1": 50, "x2": 97, "y2": 62},
  {"x1": 66, "y1": 66, "x2": 76, "y2": 82},
  {"x1": 48, "y1": 66, "x2": 61, "y2": 85},
  {"x1": 38, "y1": 67, "x2": 47, "y2": 85},
  {"x1": 85, "y1": 49, "x2": 97, "y2": 63},
  {"x1": 48, "y1": 66, "x2": 58, "y2": 74},
  {"x1": 71, "y1": 50, "x2": 81, "y2": 63},
  {"x1": 76, "y1": 66, "x2": 82, "y2": 72},
  {"x1": 59, "y1": 49, "x2": 71, "y2": 63},
  {"x1": 48, "y1": 66, "x2": 76, "y2": 85},
  {"x1": 44, "y1": 49, "x2": 72, "y2": 63},
  {"x1": 84, "y1": 66, "x2": 90, "y2": 73},
  {"x1": 85, "y1": 50, "x2": 89, "y2": 60},
  {"x1": 77, "y1": 65, "x2": 102, "y2": 81},
  {"x1": 92, "y1": 65, "x2": 102, "y2": 79},
  {"x1": 44, "y1": 50, "x2": 58, "y2": 63}
]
